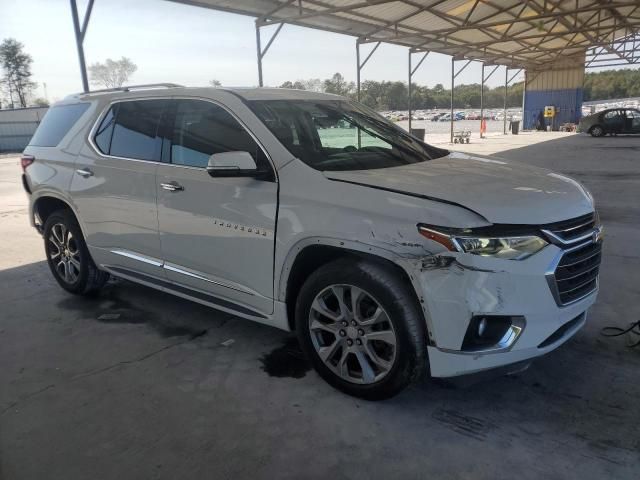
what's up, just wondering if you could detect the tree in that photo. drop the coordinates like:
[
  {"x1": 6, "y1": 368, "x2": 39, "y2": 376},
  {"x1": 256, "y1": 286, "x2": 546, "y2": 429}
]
[
  {"x1": 32, "y1": 97, "x2": 49, "y2": 107},
  {"x1": 88, "y1": 57, "x2": 137, "y2": 88},
  {"x1": 323, "y1": 73, "x2": 354, "y2": 96},
  {"x1": 210, "y1": 79, "x2": 221, "y2": 87},
  {"x1": 301, "y1": 78, "x2": 323, "y2": 92},
  {"x1": 0, "y1": 38, "x2": 36, "y2": 108}
]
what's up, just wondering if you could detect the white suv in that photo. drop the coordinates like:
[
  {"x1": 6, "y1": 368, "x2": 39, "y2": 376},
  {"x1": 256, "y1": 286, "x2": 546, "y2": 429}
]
[{"x1": 22, "y1": 85, "x2": 602, "y2": 399}]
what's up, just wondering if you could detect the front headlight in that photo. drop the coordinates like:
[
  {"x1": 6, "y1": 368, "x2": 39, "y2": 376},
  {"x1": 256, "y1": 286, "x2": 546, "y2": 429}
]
[
  {"x1": 418, "y1": 226, "x2": 548, "y2": 260},
  {"x1": 453, "y1": 235, "x2": 548, "y2": 260}
]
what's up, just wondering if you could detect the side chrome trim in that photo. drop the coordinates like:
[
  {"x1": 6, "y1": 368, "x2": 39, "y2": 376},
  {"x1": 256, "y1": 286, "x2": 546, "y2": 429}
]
[
  {"x1": 163, "y1": 262, "x2": 256, "y2": 296},
  {"x1": 111, "y1": 249, "x2": 163, "y2": 267},
  {"x1": 109, "y1": 249, "x2": 256, "y2": 296}
]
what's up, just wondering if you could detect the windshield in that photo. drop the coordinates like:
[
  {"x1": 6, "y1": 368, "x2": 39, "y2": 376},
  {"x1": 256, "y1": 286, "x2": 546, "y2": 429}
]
[{"x1": 248, "y1": 99, "x2": 448, "y2": 171}]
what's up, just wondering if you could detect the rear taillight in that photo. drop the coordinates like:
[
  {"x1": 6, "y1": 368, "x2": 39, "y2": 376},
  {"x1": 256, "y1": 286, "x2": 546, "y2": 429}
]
[{"x1": 20, "y1": 154, "x2": 35, "y2": 172}]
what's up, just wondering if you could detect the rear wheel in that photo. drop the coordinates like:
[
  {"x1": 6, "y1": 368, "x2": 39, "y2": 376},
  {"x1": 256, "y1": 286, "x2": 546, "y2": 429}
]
[
  {"x1": 590, "y1": 125, "x2": 604, "y2": 137},
  {"x1": 44, "y1": 210, "x2": 109, "y2": 295},
  {"x1": 295, "y1": 258, "x2": 427, "y2": 400}
]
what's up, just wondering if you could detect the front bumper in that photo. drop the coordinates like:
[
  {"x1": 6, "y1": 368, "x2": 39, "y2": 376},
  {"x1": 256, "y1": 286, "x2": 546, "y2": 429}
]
[{"x1": 416, "y1": 244, "x2": 597, "y2": 377}]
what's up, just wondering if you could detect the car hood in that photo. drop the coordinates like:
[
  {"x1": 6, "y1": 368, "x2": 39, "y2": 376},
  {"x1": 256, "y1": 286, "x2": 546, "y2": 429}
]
[{"x1": 323, "y1": 151, "x2": 594, "y2": 224}]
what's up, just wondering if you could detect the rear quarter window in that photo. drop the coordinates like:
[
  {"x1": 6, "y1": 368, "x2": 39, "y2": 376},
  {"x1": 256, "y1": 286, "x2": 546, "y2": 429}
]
[{"x1": 29, "y1": 103, "x2": 90, "y2": 147}]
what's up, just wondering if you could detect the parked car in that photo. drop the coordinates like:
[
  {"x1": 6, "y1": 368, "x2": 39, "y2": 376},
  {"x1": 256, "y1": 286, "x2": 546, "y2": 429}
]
[
  {"x1": 22, "y1": 85, "x2": 602, "y2": 400},
  {"x1": 578, "y1": 108, "x2": 640, "y2": 136},
  {"x1": 430, "y1": 113, "x2": 445, "y2": 122}
]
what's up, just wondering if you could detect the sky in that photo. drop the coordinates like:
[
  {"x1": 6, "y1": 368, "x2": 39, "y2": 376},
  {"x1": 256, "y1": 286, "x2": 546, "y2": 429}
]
[{"x1": 2, "y1": 0, "x2": 532, "y2": 102}]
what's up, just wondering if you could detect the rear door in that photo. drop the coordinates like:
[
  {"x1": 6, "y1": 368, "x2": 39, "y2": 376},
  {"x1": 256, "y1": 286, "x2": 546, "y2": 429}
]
[
  {"x1": 70, "y1": 98, "x2": 168, "y2": 278},
  {"x1": 625, "y1": 109, "x2": 640, "y2": 133},
  {"x1": 156, "y1": 98, "x2": 277, "y2": 316},
  {"x1": 602, "y1": 109, "x2": 624, "y2": 133}
]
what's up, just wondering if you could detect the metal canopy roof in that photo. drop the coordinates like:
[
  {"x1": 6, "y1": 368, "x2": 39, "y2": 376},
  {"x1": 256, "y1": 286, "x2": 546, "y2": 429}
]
[{"x1": 168, "y1": 0, "x2": 640, "y2": 70}]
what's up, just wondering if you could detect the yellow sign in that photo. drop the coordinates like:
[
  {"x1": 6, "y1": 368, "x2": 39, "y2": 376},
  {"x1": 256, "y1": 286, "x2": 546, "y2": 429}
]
[{"x1": 544, "y1": 106, "x2": 555, "y2": 118}]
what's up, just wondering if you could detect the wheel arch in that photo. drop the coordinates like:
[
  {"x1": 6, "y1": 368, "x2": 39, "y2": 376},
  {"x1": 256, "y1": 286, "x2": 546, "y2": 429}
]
[
  {"x1": 278, "y1": 238, "x2": 425, "y2": 332},
  {"x1": 31, "y1": 192, "x2": 82, "y2": 235}
]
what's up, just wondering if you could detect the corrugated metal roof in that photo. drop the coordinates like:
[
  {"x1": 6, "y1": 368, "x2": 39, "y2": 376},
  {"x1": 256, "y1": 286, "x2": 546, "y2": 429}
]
[{"x1": 166, "y1": 0, "x2": 640, "y2": 70}]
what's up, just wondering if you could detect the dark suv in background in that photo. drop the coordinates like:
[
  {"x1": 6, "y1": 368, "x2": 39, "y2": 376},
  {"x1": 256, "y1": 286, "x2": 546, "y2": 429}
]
[{"x1": 579, "y1": 107, "x2": 640, "y2": 137}]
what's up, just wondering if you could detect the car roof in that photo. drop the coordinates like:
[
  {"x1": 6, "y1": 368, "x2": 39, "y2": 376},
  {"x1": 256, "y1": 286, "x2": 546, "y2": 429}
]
[{"x1": 63, "y1": 85, "x2": 345, "y2": 103}]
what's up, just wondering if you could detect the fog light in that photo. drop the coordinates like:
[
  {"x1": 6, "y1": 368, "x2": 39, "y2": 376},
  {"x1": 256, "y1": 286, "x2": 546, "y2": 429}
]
[
  {"x1": 477, "y1": 317, "x2": 487, "y2": 337},
  {"x1": 462, "y1": 316, "x2": 525, "y2": 352}
]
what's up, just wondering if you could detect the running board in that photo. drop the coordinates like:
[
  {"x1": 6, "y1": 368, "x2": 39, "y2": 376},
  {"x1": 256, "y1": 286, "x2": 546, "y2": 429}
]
[{"x1": 107, "y1": 266, "x2": 268, "y2": 319}]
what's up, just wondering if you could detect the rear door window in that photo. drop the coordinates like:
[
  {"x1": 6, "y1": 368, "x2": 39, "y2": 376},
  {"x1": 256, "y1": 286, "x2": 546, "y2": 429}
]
[
  {"x1": 94, "y1": 105, "x2": 117, "y2": 154},
  {"x1": 29, "y1": 103, "x2": 90, "y2": 147},
  {"x1": 108, "y1": 100, "x2": 167, "y2": 161}
]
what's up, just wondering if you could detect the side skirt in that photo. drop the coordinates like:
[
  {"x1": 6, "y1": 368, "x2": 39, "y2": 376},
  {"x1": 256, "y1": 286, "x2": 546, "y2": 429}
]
[{"x1": 102, "y1": 266, "x2": 290, "y2": 331}]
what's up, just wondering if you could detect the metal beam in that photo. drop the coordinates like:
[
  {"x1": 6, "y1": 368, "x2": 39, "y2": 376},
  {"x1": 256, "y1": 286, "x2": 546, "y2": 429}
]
[
  {"x1": 450, "y1": 57, "x2": 454, "y2": 143},
  {"x1": 408, "y1": 50, "x2": 429, "y2": 132},
  {"x1": 356, "y1": 41, "x2": 381, "y2": 102},
  {"x1": 480, "y1": 63, "x2": 499, "y2": 138},
  {"x1": 70, "y1": 0, "x2": 93, "y2": 93},
  {"x1": 503, "y1": 67, "x2": 508, "y2": 135},
  {"x1": 450, "y1": 58, "x2": 474, "y2": 143},
  {"x1": 255, "y1": 22, "x2": 284, "y2": 87}
]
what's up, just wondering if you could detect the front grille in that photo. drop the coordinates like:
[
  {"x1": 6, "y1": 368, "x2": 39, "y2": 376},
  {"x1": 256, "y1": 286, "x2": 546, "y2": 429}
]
[
  {"x1": 544, "y1": 213, "x2": 596, "y2": 243},
  {"x1": 553, "y1": 240, "x2": 602, "y2": 305}
]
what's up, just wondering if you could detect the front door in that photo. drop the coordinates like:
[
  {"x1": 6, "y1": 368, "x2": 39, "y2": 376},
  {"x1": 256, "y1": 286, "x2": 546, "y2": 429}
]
[
  {"x1": 156, "y1": 99, "x2": 277, "y2": 316},
  {"x1": 71, "y1": 99, "x2": 168, "y2": 278}
]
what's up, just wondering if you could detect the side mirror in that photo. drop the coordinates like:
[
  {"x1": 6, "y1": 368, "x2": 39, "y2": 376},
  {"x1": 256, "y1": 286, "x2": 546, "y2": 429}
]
[{"x1": 206, "y1": 151, "x2": 259, "y2": 177}]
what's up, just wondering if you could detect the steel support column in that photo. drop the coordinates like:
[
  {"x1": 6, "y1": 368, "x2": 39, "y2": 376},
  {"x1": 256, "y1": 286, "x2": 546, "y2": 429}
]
[
  {"x1": 503, "y1": 67, "x2": 508, "y2": 135},
  {"x1": 450, "y1": 58, "x2": 454, "y2": 143},
  {"x1": 255, "y1": 21, "x2": 284, "y2": 87},
  {"x1": 356, "y1": 40, "x2": 381, "y2": 102},
  {"x1": 69, "y1": 0, "x2": 94, "y2": 93},
  {"x1": 408, "y1": 49, "x2": 428, "y2": 132},
  {"x1": 480, "y1": 64, "x2": 499, "y2": 138},
  {"x1": 521, "y1": 70, "x2": 527, "y2": 131},
  {"x1": 450, "y1": 58, "x2": 472, "y2": 143},
  {"x1": 480, "y1": 63, "x2": 484, "y2": 137},
  {"x1": 503, "y1": 67, "x2": 523, "y2": 134}
]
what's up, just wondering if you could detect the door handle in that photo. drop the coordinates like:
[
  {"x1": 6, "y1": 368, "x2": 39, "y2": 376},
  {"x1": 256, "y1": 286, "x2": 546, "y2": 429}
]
[
  {"x1": 160, "y1": 181, "x2": 184, "y2": 192},
  {"x1": 76, "y1": 168, "x2": 94, "y2": 178}
]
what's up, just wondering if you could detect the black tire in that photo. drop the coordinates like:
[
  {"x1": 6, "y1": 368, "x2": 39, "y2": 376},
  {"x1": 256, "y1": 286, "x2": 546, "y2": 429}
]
[
  {"x1": 590, "y1": 125, "x2": 604, "y2": 137},
  {"x1": 43, "y1": 209, "x2": 109, "y2": 295},
  {"x1": 295, "y1": 258, "x2": 427, "y2": 400}
]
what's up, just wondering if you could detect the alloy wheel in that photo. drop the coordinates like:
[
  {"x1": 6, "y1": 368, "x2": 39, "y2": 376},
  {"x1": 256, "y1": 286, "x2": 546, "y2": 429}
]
[
  {"x1": 48, "y1": 223, "x2": 81, "y2": 284},
  {"x1": 308, "y1": 284, "x2": 397, "y2": 384}
]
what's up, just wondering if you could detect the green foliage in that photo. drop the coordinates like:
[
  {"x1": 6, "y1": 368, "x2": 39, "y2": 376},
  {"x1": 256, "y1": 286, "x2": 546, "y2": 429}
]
[
  {"x1": 280, "y1": 69, "x2": 640, "y2": 109},
  {"x1": 280, "y1": 73, "x2": 523, "y2": 109},
  {"x1": 583, "y1": 69, "x2": 640, "y2": 101},
  {"x1": 323, "y1": 73, "x2": 355, "y2": 96},
  {"x1": 0, "y1": 38, "x2": 36, "y2": 108}
]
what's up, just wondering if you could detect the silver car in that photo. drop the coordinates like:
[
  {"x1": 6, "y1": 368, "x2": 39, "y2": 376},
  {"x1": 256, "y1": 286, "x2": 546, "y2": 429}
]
[{"x1": 22, "y1": 85, "x2": 602, "y2": 399}]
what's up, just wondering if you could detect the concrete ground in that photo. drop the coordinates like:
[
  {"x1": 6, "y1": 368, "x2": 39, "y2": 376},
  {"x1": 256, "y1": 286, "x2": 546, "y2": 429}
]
[{"x1": 1, "y1": 132, "x2": 639, "y2": 480}]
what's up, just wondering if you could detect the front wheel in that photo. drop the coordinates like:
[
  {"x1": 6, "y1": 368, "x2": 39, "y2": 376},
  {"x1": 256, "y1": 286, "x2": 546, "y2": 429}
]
[
  {"x1": 44, "y1": 209, "x2": 109, "y2": 295},
  {"x1": 295, "y1": 258, "x2": 427, "y2": 400},
  {"x1": 590, "y1": 125, "x2": 604, "y2": 137}
]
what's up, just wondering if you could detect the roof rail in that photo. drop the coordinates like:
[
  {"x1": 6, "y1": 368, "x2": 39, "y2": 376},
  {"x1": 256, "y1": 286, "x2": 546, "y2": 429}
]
[{"x1": 68, "y1": 83, "x2": 184, "y2": 98}]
